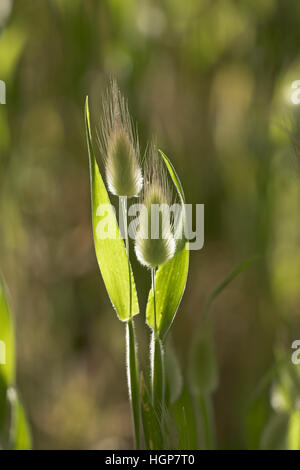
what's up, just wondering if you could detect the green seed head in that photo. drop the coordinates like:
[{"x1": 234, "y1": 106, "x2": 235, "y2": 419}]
[
  {"x1": 99, "y1": 80, "x2": 143, "y2": 197},
  {"x1": 106, "y1": 127, "x2": 143, "y2": 197},
  {"x1": 135, "y1": 146, "x2": 175, "y2": 269}
]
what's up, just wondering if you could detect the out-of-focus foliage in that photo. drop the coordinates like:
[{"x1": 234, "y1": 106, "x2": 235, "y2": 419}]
[
  {"x1": 0, "y1": 278, "x2": 32, "y2": 449},
  {"x1": 245, "y1": 350, "x2": 300, "y2": 450},
  {"x1": 0, "y1": 278, "x2": 15, "y2": 430},
  {"x1": 0, "y1": 0, "x2": 300, "y2": 449},
  {"x1": 140, "y1": 374, "x2": 163, "y2": 450},
  {"x1": 7, "y1": 388, "x2": 32, "y2": 450}
]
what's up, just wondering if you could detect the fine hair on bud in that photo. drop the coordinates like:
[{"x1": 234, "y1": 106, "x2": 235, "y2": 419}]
[
  {"x1": 135, "y1": 143, "x2": 176, "y2": 269},
  {"x1": 98, "y1": 79, "x2": 143, "y2": 198}
]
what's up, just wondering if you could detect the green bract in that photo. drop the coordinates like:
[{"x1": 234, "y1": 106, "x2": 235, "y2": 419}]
[
  {"x1": 85, "y1": 97, "x2": 139, "y2": 321},
  {"x1": 146, "y1": 150, "x2": 189, "y2": 340}
]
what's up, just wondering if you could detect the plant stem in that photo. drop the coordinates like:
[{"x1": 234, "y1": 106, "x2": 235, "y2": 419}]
[
  {"x1": 120, "y1": 196, "x2": 140, "y2": 450},
  {"x1": 121, "y1": 196, "x2": 132, "y2": 322},
  {"x1": 126, "y1": 319, "x2": 140, "y2": 450},
  {"x1": 151, "y1": 268, "x2": 157, "y2": 334},
  {"x1": 151, "y1": 268, "x2": 165, "y2": 423}
]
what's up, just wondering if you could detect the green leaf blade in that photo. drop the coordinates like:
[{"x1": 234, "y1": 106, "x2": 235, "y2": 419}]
[
  {"x1": 146, "y1": 150, "x2": 189, "y2": 340},
  {"x1": 158, "y1": 150, "x2": 185, "y2": 203},
  {"x1": 146, "y1": 247, "x2": 189, "y2": 340},
  {"x1": 85, "y1": 97, "x2": 139, "y2": 321}
]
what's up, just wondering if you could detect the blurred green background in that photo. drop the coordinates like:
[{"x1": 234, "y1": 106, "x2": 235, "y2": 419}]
[{"x1": 0, "y1": 0, "x2": 300, "y2": 449}]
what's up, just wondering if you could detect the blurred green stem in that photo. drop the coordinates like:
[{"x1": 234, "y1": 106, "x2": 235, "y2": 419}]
[
  {"x1": 121, "y1": 196, "x2": 140, "y2": 450},
  {"x1": 151, "y1": 268, "x2": 165, "y2": 423},
  {"x1": 198, "y1": 394, "x2": 215, "y2": 450}
]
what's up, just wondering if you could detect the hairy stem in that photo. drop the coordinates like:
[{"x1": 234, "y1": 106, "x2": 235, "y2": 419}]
[
  {"x1": 126, "y1": 319, "x2": 140, "y2": 450},
  {"x1": 151, "y1": 268, "x2": 165, "y2": 423},
  {"x1": 151, "y1": 268, "x2": 157, "y2": 334},
  {"x1": 121, "y1": 196, "x2": 140, "y2": 450}
]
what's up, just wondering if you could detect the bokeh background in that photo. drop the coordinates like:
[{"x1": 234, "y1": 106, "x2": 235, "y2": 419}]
[{"x1": 0, "y1": 0, "x2": 300, "y2": 449}]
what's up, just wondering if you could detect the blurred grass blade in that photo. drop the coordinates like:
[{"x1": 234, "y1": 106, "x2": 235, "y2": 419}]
[
  {"x1": 198, "y1": 394, "x2": 216, "y2": 450},
  {"x1": 171, "y1": 386, "x2": 198, "y2": 450},
  {"x1": 278, "y1": 357, "x2": 300, "y2": 410},
  {"x1": 146, "y1": 151, "x2": 189, "y2": 340},
  {"x1": 85, "y1": 97, "x2": 139, "y2": 321},
  {"x1": 246, "y1": 354, "x2": 288, "y2": 449},
  {"x1": 288, "y1": 410, "x2": 300, "y2": 450},
  {"x1": 202, "y1": 256, "x2": 259, "y2": 320},
  {"x1": 188, "y1": 318, "x2": 218, "y2": 396},
  {"x1": 8, "y1": 388, "x2": 32, "y2": 450},
  {"x1": 188, "y1": 257, "x2": 258, "y2": 449},
  {"x1": 188, "y1": 319, "x2": 217, "y2": 449},
  {"x1": 165, "y1": 340, "x2": 183, "y2": 405},
  {"x1": 189, "y1": 256, "x2": 257, "y2": 394},
  {"x1": 0, "y1": 278, "x2": 16, "y2": 430},
  {"x1": 260, "y1": 412, "x2": 289, "y2": 450},
  {"x1": 140, "y1": 374, "x2": 163, "y2": 450},
  {"x1": 246, "y1": 393, "x2": 270, "y2": 450}
]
